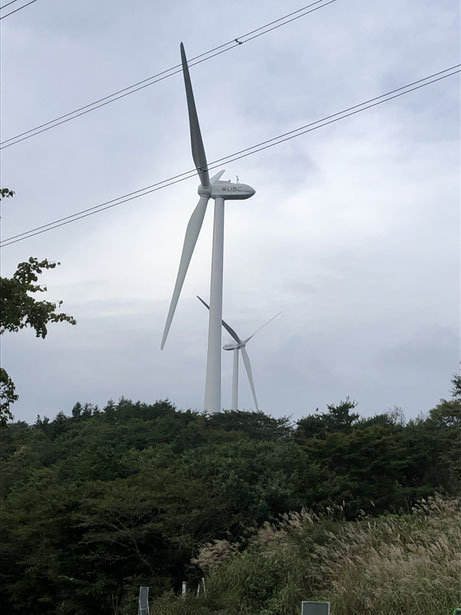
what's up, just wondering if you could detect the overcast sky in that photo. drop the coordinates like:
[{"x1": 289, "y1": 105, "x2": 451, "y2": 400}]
[{"x1": 1, "y1": 0, "x2": 459, "y2": 424}]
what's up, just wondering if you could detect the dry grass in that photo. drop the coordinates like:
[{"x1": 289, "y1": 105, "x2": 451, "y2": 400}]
[
  {"x1": 154, "y1": 496, "x2": 461, "y2": 615},
  {"x1": 316, "y1": 496, "x2": 461, "y2": 615},
  {"x1": 191, "y1": 539, "x2": 240, "y2": 572}
]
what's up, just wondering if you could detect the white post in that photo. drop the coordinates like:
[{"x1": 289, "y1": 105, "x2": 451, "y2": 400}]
[
  {"x1": 232, "y1": 348, "x2": 239, "y2": 410},
  {"x1": 204, "y1": 197, "x2": 225, "y2": 412}
]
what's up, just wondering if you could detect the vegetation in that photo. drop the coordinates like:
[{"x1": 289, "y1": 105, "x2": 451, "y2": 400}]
[
  {"x1": 158, "y1": 496, "x2": 460, "y2": 615},
  {"x1": 0, "y1": 377, "x2": 460, "y2": 614},
  {"x1": 0, "y1": 188, "x2": 76, "y2": 425}
]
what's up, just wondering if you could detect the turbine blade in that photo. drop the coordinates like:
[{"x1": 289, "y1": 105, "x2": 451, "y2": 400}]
[
  {"x1": 209, "y1": 170, "x2": 225, "y2": 184},
  {"x1": 241, "y1": 347, "x2": 259, "y2": 411},
  {"x1": 161, "y1": 196, "x2": 209, "y2": 348},
  {"x1": 197, "y1": 295, "x2": 241, "y2": 344},
  {"x1": 246, "y1": 312, "x2": 281, "y2": 343},
  {"x1": 180, "y1": 43, "x2": 210, "y2": 188}
]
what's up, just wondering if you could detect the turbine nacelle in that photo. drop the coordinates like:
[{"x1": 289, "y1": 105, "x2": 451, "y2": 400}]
[
  {"x1": 211, "y1": 180, "x2": 255, "y2": 200},
  {"x1": 223, "y1": 341, "x2": 244, "y2": 351},
  {"x1": 198, "y1": 175, "x2": 256, "y2": 200}
]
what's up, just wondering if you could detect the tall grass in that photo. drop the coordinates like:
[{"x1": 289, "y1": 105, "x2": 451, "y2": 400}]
[
  {"x1": 151, "y1": 496, "x2": 461, "y2": 615},
  {"x1": 317, "y1": 497, "x2": 461, "y2": 615}
]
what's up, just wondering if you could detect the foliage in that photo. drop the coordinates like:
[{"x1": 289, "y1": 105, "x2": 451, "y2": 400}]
[
  {"x1": 0, "y1": 188, "x2": 76, "y2": 425},
  {"x1": 1, "y1": 188, "x2": 15, "y2": 200},
  {"x1": 0, "y1": 376, "x2": 460, "y2": 613},
  {"x1": 0, "y1": 370, "x2": 19, "y2": 423},
  {"x1": 0, "y1": 256, "x2": 76, "y2": 338},
  {"x1": 295, "y1": 398, "x2": 359, "y2": 440},
  {"x1": 170, "y1": 496, "x2": 460, "y2": 615}
]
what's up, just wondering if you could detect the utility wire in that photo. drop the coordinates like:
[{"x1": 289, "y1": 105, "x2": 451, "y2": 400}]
[
  {"x1": 1, "y1": 0, "x2": 24, "y2": 9},
  {"x1": 0, "y1": 0, "x2": 37, "y2": 20},
  {"x1": 0, "y1": 65, "x2": 458, "y2": 248},
  {"x1": 0, "y1": 0, "x2": 336, "y2": 149}
]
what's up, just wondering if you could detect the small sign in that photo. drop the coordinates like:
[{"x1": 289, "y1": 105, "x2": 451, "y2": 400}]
[
  {"x1": 301, "y1": 601, "x2": 330, "y2": 615},
  {"x1": 138, "y1": 586, "x2": 149, "y2": 615}
]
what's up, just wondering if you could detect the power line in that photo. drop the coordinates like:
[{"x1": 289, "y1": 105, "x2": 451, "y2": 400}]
[
  {"x1": 2, "y1": 65, "x2": 458, "y2": 245},
  {"x1": 1, "y1": 0, "x2": 24, "y2": 9},
  {"x1": 0, "y1": 0, "x2": 337, "y2": 149},
  {"x1": 0, "y1": 64, "x2": 458, "y2": 248},
  {"x1": 0, "y1": 0, "x2": 37, "y2": 20}
]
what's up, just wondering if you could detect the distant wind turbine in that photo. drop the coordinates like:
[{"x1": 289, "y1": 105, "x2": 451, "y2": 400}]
[
  {"x1": 197, "y1": 296, "x2": 280, "y2": 411},
  {"x1": 161, "y1": 43, "x2": 256, "y2": 413}
]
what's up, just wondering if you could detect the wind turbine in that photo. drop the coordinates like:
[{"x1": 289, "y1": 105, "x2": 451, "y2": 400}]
[
  {"x1": 197, "y1": 296, "x2": 280, "y2": 411},
  {"x1": 161, "y1": 43, "x2": 256, "y2": 412}
]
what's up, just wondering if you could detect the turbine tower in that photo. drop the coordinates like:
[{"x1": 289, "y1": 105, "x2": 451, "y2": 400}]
[
  {"x1": 161, "y1": 43, "x2": 256, "y2": 412},
  {"x1": 197, "y1": 296, "x2": 280, "y2": 411}
]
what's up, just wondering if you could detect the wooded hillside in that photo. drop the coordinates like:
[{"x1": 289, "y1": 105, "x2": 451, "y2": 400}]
[{"x1": 1, "y1": 378, "x2": 460, "y2": 614}]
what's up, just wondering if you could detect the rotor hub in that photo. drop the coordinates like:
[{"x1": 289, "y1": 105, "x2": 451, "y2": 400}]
[{"x1": 198, "y1": 184, "x2": 211, "y2": 197}]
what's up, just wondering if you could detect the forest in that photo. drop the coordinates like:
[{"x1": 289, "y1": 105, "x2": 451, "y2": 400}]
[{"x1": 1, "y1": 379, "x2": 460, "y2": 614}]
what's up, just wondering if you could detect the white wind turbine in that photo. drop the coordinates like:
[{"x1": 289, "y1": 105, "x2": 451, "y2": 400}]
[
  {"x1": 161, "y1": 43, "x2": 256, "y2": 412},
  {"x1": 197, "y1": 296, "x2": 280, "y2": 411}
]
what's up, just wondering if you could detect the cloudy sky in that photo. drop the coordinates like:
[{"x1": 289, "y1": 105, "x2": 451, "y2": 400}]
[{"x1": 1, "y1": 0, "x2": 459, "y2": 424}]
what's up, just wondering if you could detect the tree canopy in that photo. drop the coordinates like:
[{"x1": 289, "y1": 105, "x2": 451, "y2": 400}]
[{"x1": 1, "y1": 380, "x2": 460, "y2": 614}]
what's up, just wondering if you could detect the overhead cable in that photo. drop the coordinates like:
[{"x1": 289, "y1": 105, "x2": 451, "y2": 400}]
[
  {"x1": 0, "y1": 64, "x2": 459, "y2": 248},
  {"x1": 1, "y1": 0, "x2": 24, "y2": 9},
  {"x1": 0, "y1": 0, "x2": 37, "y2": 20},
  {"x1": 0, "y1": 0, "x2": 336, "y2": 149}
]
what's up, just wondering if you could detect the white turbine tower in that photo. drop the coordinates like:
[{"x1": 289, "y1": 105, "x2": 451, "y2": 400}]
[
  {"x1": 161, "y1": 43, "x2": 256, "y2": 412},
  {"x1": 197, "y1": 296, "x2": 280, "y2": 412}
]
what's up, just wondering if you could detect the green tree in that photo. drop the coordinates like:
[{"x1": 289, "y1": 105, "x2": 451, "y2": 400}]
[
  {"x1": 422, "y1": 373, "x2": 461, "y2": 492},
  {"x1": 295, "y1": 398, "x2": 359, "y2": 440},
  {"x1": 0, "y1": 189, "x2": 76, "y2": 425},
  {"x1": 1, "y1": 389, "x2": 460, "y2": 613}
]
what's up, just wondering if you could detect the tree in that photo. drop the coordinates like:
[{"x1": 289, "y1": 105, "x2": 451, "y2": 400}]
[
  {"x1": 450, "y1": 370, "x2": 461, "y2": 400},
  {"x1": 0, "y1": 189, "x2": 76, "y2": 425},
  {"x1": 295, "y1": 398, "x2": 359, "y2": 440},
  {"x1": 428, "y1": 372, "x2": 461, "y2": 428}
]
